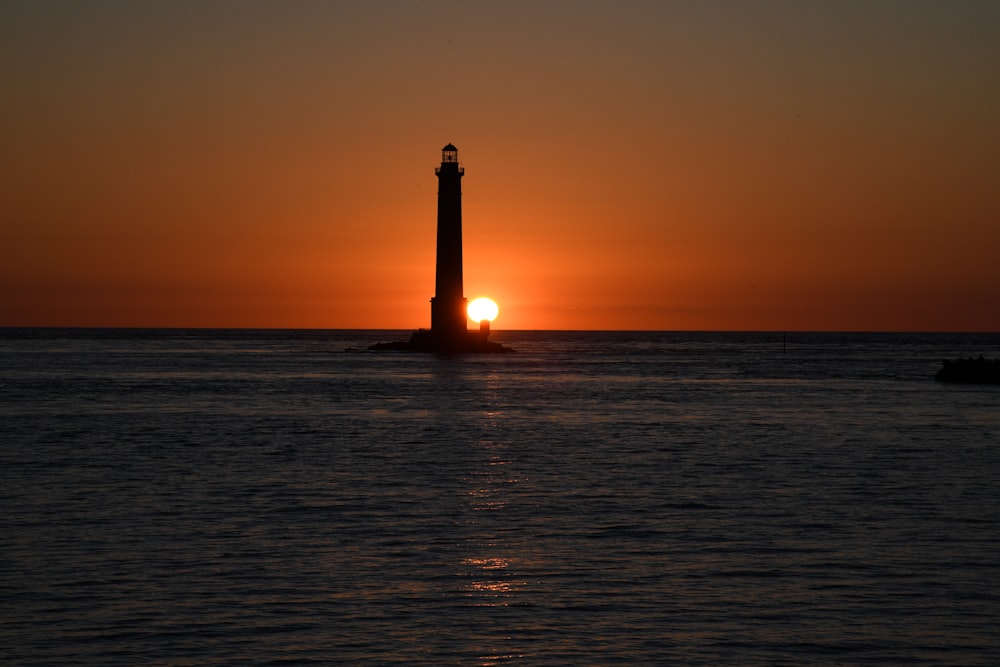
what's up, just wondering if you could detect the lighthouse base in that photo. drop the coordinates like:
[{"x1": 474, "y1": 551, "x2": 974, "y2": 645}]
[{"x1": 369, "y1": 329, "x2": 512, "y2": 354}]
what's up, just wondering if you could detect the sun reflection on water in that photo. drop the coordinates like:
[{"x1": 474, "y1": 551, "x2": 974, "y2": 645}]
[
  {"x1": 464, "y1": 556, "x2": 510, "y2": 570},
  {"x1": 455, "y1": 373, "x2": 532, "y2": 665},
  {"x1": 461, "y1": 445, "x2": 525, "y2": 606},
  {"x1": 461, "y1": 555, "x2": 523, "y2": 601}
]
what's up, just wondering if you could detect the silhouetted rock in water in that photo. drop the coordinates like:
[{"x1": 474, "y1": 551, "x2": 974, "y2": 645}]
[
  {"x1": 935, "y1": 356, "x2": 1000, "y2": 384},
  {"x1": 369, "y1": 329, "x2": 512, "y2": 354}
]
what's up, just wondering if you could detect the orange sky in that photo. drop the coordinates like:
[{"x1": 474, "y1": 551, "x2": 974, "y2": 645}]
[{"x1": 2, "y1": 2, "x2": 998, "y2": 331}]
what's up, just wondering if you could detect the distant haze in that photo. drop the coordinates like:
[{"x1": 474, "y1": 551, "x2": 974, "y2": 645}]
[{"x1": 2, "y1": 1, "x2": 998, "y2": 330}]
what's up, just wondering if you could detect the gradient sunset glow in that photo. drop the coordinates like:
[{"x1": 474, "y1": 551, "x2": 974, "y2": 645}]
[{"x1": 2, "y1": 2, "x2": 998, "y2": 331}]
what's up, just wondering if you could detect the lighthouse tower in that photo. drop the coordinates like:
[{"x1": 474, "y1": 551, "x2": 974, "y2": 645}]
[
  {"x1": 430, "y1": 143, "x2": 468, "y2": 339},
  {"x1": 369, "y1": 144, "x2": 510, "y2": 353}
]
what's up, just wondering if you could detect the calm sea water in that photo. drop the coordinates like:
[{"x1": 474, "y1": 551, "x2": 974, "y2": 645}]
[{"x1": 1, "y1": 329, "x2": 998, "y2": 666}]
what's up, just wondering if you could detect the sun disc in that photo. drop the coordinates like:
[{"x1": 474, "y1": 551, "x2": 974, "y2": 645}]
[{"x1": 468, "y1": 297, "x2": 499, "y2": 323}]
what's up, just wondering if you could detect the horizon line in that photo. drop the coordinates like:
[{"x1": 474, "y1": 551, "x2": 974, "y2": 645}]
[{"x1": 1, "y1": 325, "x2": 997, "y2": 335}]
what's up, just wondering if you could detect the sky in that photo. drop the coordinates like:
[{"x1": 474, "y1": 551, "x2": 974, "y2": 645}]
[{"x1": 2, "y1": 0, "x2": 998, "y2": 331}]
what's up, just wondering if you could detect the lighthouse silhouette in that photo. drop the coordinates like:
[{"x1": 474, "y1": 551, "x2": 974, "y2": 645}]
[
  {"x1": 370, "y1": 145, "x2": 510, "y2": 353},
  {"x1": 429, "y1": 143, "x2": 468, "y2": 339}
]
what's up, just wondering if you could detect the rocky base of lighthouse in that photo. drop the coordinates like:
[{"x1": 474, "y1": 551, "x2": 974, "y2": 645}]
[{"x1": 369, "y1": 329, "x2": 512, "y2": 354}]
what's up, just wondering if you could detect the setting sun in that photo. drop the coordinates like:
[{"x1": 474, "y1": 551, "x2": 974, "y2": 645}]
[{"x1": 468, "y1": 297, "x2": 499, "y2": 323}]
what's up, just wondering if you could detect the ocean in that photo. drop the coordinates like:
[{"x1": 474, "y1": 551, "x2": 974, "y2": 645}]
[{"x1": 1, "y1": 328, "x2": 998, "y2": 665}]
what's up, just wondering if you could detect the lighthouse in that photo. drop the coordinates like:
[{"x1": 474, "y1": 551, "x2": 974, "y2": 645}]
[
  {"x1": 430, "y1": 143, "x2": 468, "y2": 339},
  {"x1": 369, "y1": 144, "x2": 510, "y2": 353}
]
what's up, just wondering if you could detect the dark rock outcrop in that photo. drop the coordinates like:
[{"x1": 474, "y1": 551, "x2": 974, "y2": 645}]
[
  {"x1": 935, "y1": 356, "x2": 1000, "y2": 384},
  {"x1": 369, "y1": 329, "x2": 512, "y2": 354}
]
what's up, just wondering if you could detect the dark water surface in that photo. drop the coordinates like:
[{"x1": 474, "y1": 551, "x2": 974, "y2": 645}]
[{"x1": 2, "y1": 329, "x2": 998, "y2": 665}]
